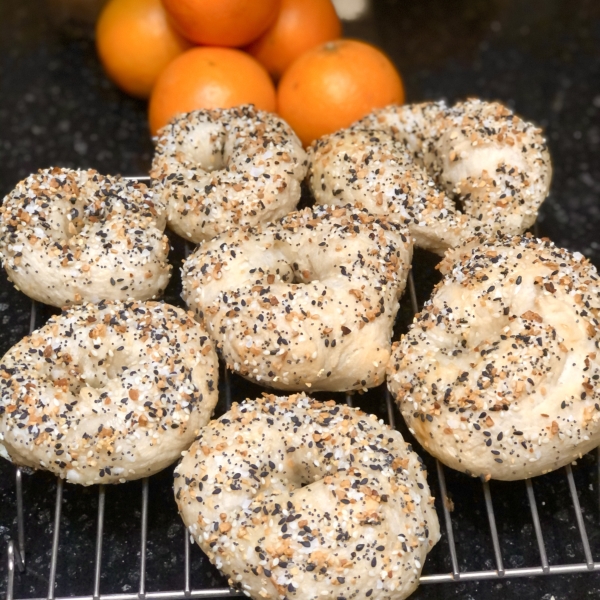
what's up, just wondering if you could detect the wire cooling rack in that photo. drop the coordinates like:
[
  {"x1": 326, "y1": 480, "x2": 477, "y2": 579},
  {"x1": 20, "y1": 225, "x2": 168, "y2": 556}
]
[{"x1": 3, "y1": 178, "x2": 600, "y2": 600}]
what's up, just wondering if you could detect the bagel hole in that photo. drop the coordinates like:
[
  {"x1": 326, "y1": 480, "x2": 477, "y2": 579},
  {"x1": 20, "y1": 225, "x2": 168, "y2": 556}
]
[
  {"x1": 81, "y1": 371, "x2": 112, "y2": 390},
  {"x1": 47, "y1": 368, "x2": 90, "y2": 396},
  {"x1": 105, "y1": 353, "x2": 130, "y2": 381},
  {"x1": 67, "y1": 348, "x2": 130, "y2": 395},
  {"x1": 181, "y1": 123, "x2": 228, "y2": 173},
  {"x1": 61, "y1": 370, "x2": 109, "y2": 395},
  {"x1": 451, "y1": 194, "x2": 467, "y2": 213},
  {"x1": 46, "y1": 197, "x2": 86, "y2": 244},
  {"x1": 284, "y1": 462, "x2": 325, "y2": 492},
  {"x1": 195, "y1": 147, "x2": 227, "y2": 172},
  {"x1": 285, "y1": 476, "x2": 320, "y2": 493}
]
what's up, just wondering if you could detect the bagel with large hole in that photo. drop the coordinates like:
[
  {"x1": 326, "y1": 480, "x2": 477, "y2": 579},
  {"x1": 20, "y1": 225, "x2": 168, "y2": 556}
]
[
  {"x1": 174, "y1": 393, "x2": 440, "y2": 600},
  {"x1": 181, "y1": 205, "x2": 412, "y2": 392},
  {"x1": 0, "y1": 300, "x2": 219, "y2": 485}
]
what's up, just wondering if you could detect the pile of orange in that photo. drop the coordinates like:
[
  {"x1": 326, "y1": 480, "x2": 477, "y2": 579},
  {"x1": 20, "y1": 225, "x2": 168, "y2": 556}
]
[{"x1": 96, "y1": 0, "x2": 405, "y2": 145}]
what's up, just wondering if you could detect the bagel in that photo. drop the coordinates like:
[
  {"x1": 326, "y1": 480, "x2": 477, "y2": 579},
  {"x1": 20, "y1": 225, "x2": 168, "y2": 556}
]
[
  {"x1": 0, "y1": 300, "x2": 219, "y2": 485},
  {"x1": 181, "y1": 205, "x2": 412, "y2": 392},
  {"x1": 0, "y1": 168, "x2": 171, "y2": 307},
  {"x1": 151, "y1": 105, "x2": 307, "y2": 243},
  {"x1": 387, "y1": 234, "x2": 600, "y2": 480},
  {"x1": 174, "y1": 393, "x2": 440, "y2": 600},
  {"x1": 308, "y1": 99, "x2": 552, "y2": 254},
  {"x1": 308, "y1": 128, "x2": 469, "y2": 254}
]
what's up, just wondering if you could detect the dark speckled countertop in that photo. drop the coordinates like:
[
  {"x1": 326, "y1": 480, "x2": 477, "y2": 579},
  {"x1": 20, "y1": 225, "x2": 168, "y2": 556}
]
[{"x1": 1, "y1": 0, "x2": 600, "y2": 599}]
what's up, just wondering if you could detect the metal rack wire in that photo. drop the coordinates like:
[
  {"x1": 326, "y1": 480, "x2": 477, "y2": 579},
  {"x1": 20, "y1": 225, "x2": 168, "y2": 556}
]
[{"x1": 4, "y1": 187, "x2": 600, "y2": 599}]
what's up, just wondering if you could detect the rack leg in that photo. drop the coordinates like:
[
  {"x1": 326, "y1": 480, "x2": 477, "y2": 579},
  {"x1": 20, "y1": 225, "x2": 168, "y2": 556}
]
[
  {"x1": 565, "y1": 465, "x2": 594, "y2": 569},
  {"x1": 184, "y1": 528, "x2": 191, "y2": 596},
  {"x1": 384, "y1": 388, "x2": 396, "y2": 429},
  {"x1": 139, "y1": 478, "x2": 149, "y2": 599},
  {"x1": 482, "y1": 480, "x2": 505, "y2": 576},
  {"x1": 525, "y1": 478, "x2": 549, "y2": 573},
  {"x1": 47, "y1": 478, "x2": 64, "y2": 600},
  {"x1": 597, "y1": 447, "x2": 600, "y2": 514},
  {"x1": 223, "y1": 366, "x2": 232, "y2": 410},
  {"x1": 407, "y1": 270, "x2": 419, "y2": 314},
  {"x1": 6, "y1": 540, "x2": 15, "y2": 600},
  {"x1": 29, "y1": 300, "x2": 37, "y2": 333},
  {"x1": 15, "y1": 468, "x2": 25, "y2": 571},
  {"x1": 15, "y1": 298, "x2": 38, "y2": 572},
  {"x1": 436, "y1": 461, "x2": 460, "y2": 579},
  {"x1": 93, "y1": 485, "x2": 106, "y2": 600}
]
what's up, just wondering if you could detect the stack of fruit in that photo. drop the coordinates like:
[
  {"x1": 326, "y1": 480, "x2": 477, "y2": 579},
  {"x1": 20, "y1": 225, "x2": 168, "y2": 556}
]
[{"x1": 96, "y1": 0, "x2": 404, "y2": 145}]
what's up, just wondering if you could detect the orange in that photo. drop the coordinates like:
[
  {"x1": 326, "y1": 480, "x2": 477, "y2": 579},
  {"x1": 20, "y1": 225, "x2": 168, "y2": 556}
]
[
  {"x1": 161, "y1": 0, "x2": 280, "y2": 46},
  {"x1": 277, "y1": 39, "x2": 405, "y2": 147},
  {"x1": 246, "y1": 0, "x2": 341, "y2": 80},
  {"x1": 148, "y1": 47, "x2": 277, "y2": 135},
  {"x1": 96, "y1": 0, "x2": 190, "y2": 99}
]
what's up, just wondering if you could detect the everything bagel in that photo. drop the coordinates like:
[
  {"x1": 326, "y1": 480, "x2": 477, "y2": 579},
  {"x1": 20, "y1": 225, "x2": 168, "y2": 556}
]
[
  {"x1": 175, "y1": 394, "x2": 440, "y2": 600},
  {"x1": 181, "y1": 205, "x2": 412, "y2": 392},
  {"x1": 0, "y1": 300, "x2": 219, "y2": 485},
  {"x1": 388, "y1": 234, "x2": 600, "y2": 480},
  {"x1": 0, "y1": 168, "x2": 171, "y2": 307},
  {"x1": 309, "y1": 99, "x2": 552, "y2": 254}
]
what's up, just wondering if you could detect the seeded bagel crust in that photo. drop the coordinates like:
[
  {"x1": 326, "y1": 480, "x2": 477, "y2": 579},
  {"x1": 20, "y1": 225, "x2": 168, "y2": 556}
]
[
  {"x1": 175, "y1": 394, "x2": 440, "y2": 600},
  {"x1": 388, "y1": 235, "x2": 600, "y2": 480},
  {"x1": 182, "y1": 204, "x2": 412, "y2": 392},
  {"x1": 0, "y1": 300, "x2": 219, "y2": 484}
]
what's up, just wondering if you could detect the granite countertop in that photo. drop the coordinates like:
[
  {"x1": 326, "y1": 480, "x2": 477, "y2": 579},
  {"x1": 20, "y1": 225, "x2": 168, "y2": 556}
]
[{"x1": 1, "y1": 0, "x2": 600, "y2": 598}]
